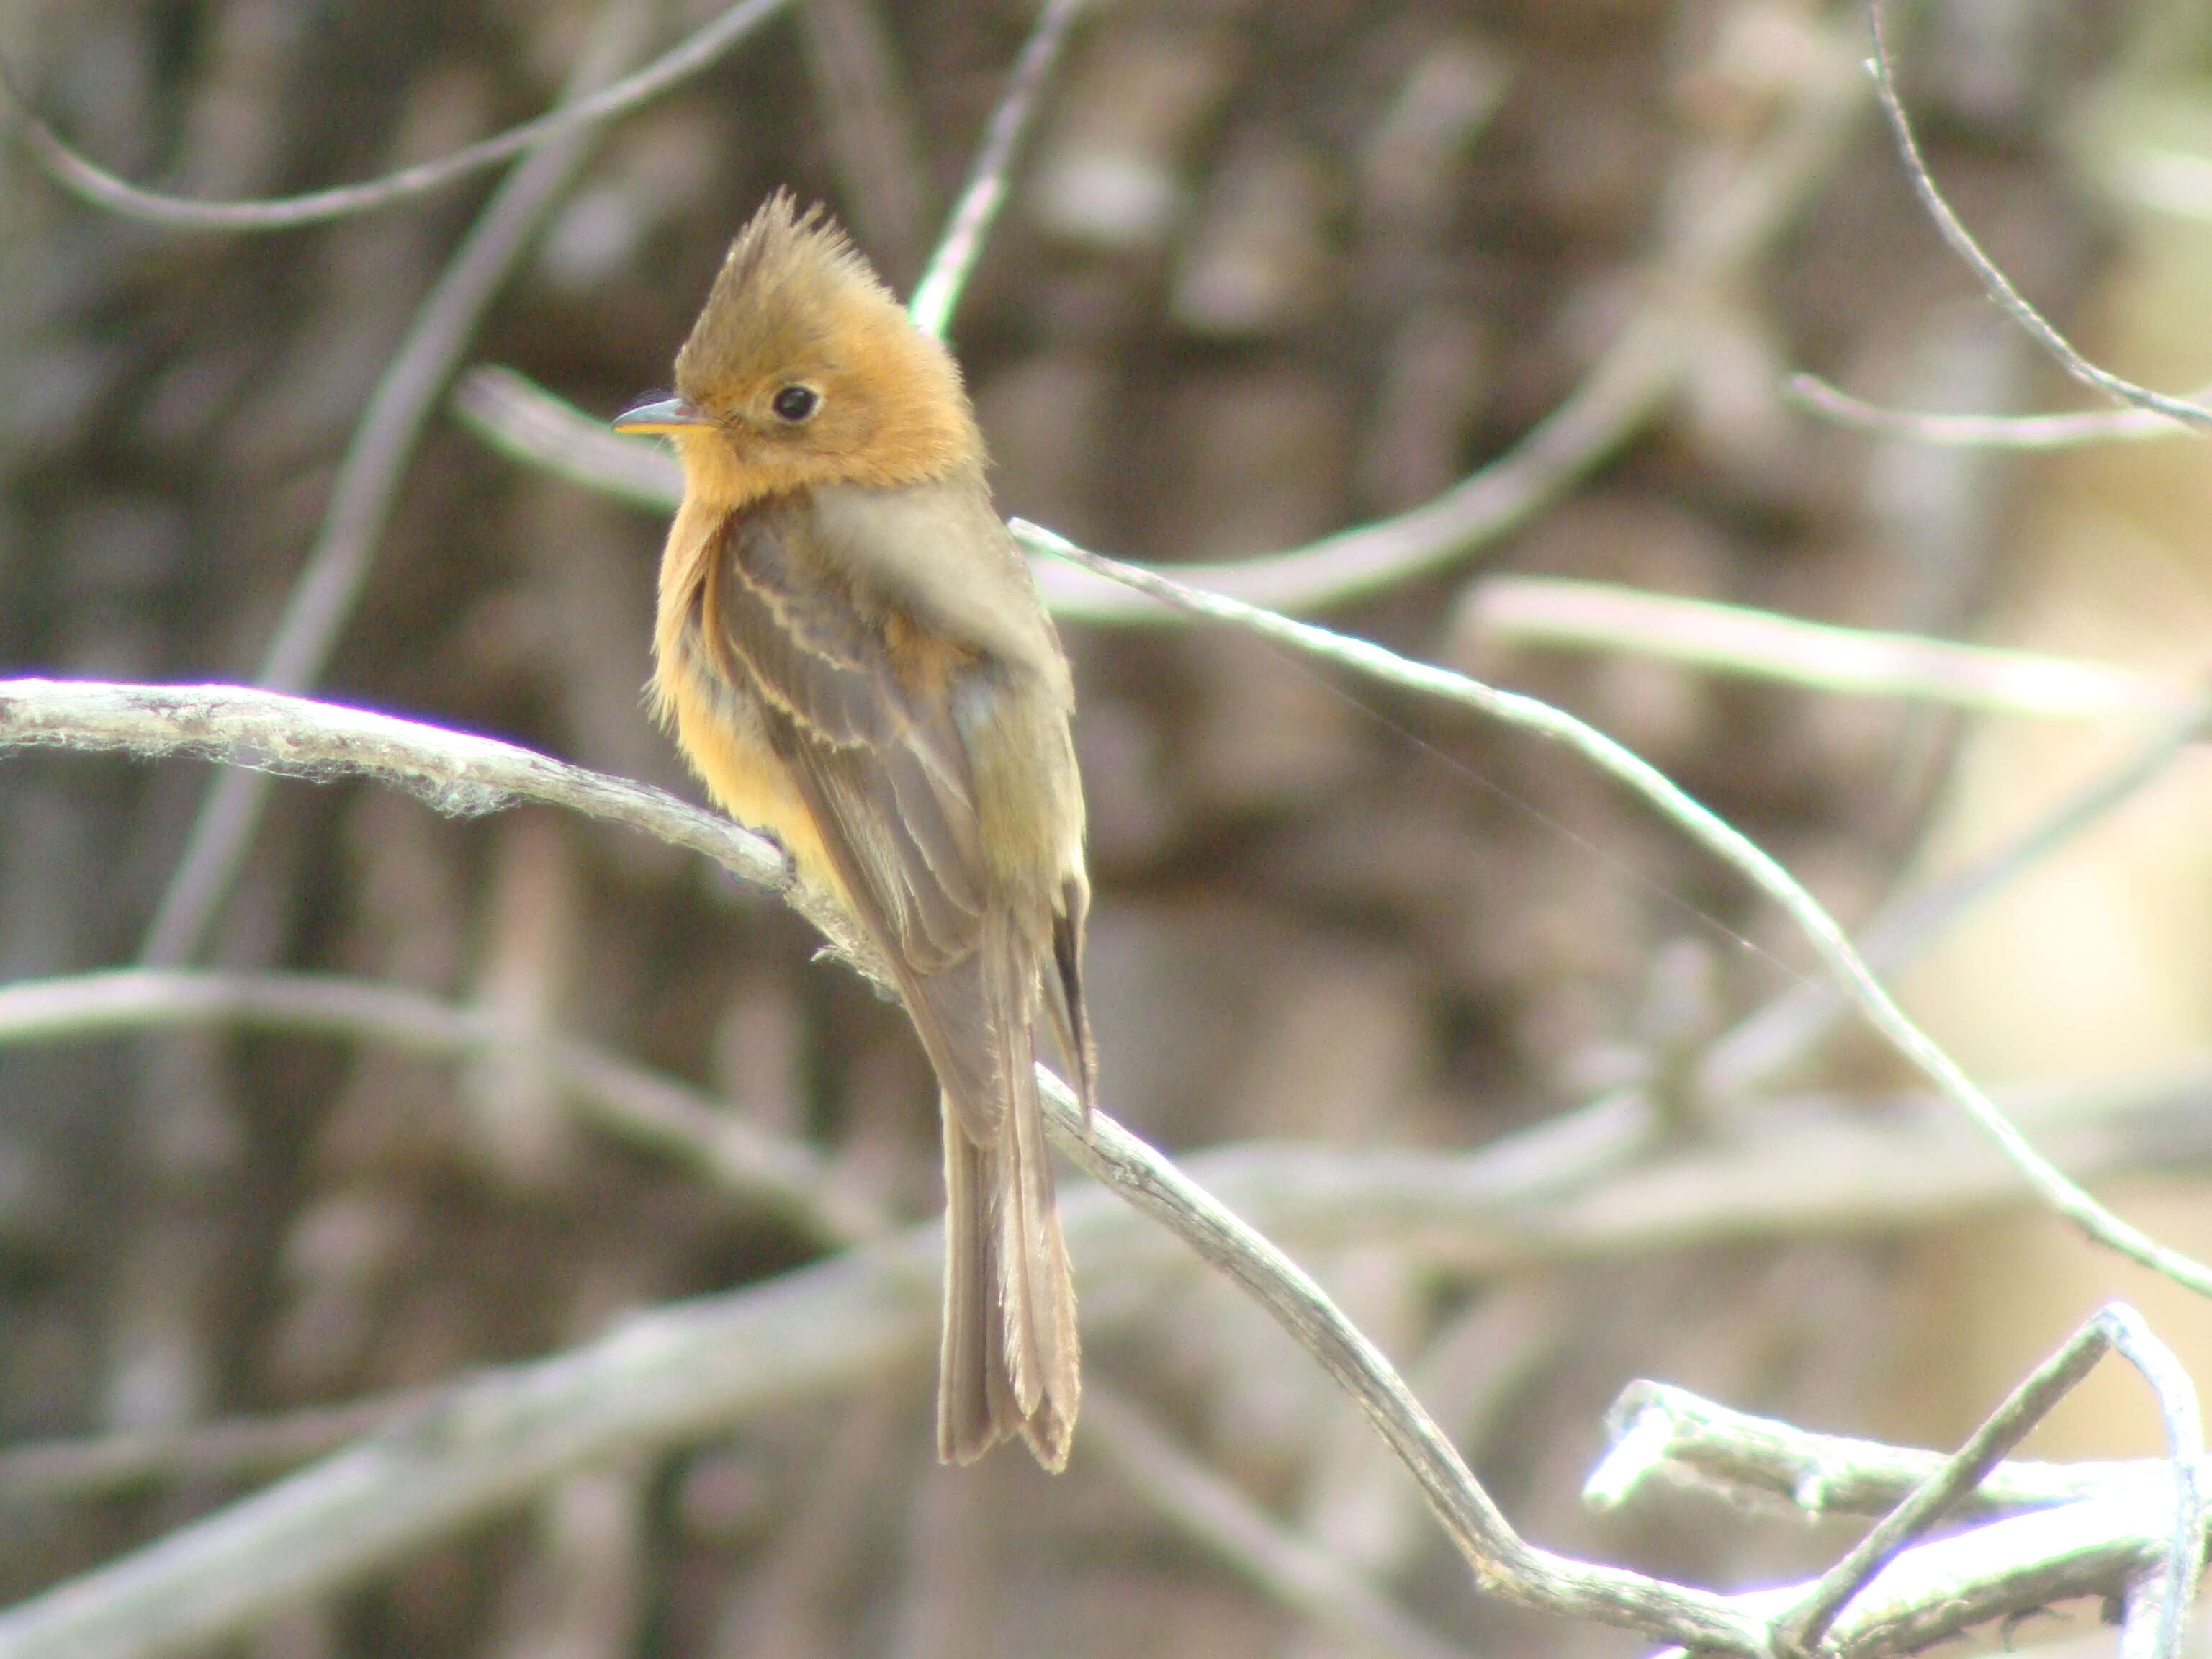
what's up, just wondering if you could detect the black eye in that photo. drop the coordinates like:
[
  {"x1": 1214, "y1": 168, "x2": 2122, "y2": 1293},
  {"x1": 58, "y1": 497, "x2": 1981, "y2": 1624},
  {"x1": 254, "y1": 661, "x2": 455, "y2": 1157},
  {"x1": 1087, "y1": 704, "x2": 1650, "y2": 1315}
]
[{"x1": 770, "y1": 385, "x2": 819, "y2": 422}]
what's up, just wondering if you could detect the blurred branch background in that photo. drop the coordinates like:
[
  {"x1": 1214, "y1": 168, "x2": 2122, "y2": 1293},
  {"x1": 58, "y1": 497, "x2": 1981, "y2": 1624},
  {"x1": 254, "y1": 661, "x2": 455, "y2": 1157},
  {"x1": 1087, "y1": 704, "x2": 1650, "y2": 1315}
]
[{"x1": 4, "y1": 0, "x2": 2212, "y2": 1655}]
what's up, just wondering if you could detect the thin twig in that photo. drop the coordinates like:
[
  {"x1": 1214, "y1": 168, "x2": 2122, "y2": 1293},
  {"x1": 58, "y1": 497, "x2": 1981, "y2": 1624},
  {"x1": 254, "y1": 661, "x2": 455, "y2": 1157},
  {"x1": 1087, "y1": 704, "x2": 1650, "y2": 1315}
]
[
  {"x1": 1771, "y1": 1309, "x2": 2141, "y2": 1657},
  {"x1": 461, "y1": 10, "x2": 1865, "y2": 617},
  {"x1": 1082, "y1": 1386, "x2": 1478, "y2": 1659},
  {"x1": 1786, "y1": 372, "x2": 2203, "y2": 449},
  {"x1": 457, "y1": 366, "x2": 684, "y2": 509},
  {"x1": 905, "y1": 0, "x2": 1090, "y2": 341},
  {"x1": 1702, "y1": 685, "x2": 2212, "y2": 1103},
  {"x1": 1, "y1": 0, "x2": 793, "y2": 231},
  {"x1": 2101, "y1": 1308, "x2": 2208, "y2": 1659},
  {"x1": 1866, "y1": 0, "x2": 2212, "y2": 431},
  {"x1": 1591, "y1": 1379, "x2": 2143, "y2": 1521},
  {"x1": 1022, "y1": 521, "x2": 2212, "y2": 1300},
  {"x1": 0, "y1": 966, "x2": 881, "y2": 1241},
  {"x1": 1462, "y1": 577, "x2": 2187, "y2": 721},
  {"x1": 0, "y1": 1393, "x2": 435, "y2": 1506},
  {"x1": 138, "y1": 3, "x2": 649, "y2": 966}
]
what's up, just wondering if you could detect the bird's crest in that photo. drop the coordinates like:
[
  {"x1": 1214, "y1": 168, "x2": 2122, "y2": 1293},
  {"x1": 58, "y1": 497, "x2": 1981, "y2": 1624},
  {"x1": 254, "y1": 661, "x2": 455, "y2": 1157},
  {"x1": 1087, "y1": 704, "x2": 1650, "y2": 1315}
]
[{"x1": 676, "y1": 192, "x2": 897, "y2": 400}]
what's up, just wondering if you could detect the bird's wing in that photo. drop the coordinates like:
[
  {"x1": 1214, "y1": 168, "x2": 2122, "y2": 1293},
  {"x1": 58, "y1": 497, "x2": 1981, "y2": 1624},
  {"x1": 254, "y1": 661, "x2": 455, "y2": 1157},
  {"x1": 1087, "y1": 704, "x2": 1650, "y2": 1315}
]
[{"x1": 698, "y1": 497, "x2": 1008, "y2": 1125}]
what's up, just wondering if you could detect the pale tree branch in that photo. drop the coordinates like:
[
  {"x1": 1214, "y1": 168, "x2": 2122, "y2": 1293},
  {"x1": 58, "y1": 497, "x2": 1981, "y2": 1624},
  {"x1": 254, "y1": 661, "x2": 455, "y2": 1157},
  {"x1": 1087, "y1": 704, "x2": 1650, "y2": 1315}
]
[
  {"x1": 1599, "y1": 1312, "x2": 2206, "y2": 1659},
  {"x1": 0, "y1": 678, "x2": 874, "y2": 974},
  {"x1": 1786, "y1": 371, "x2": 2206, "y2": 449},
  {"x1": 1462, "y1": 577, "x2": 2191, "y2": 722}
]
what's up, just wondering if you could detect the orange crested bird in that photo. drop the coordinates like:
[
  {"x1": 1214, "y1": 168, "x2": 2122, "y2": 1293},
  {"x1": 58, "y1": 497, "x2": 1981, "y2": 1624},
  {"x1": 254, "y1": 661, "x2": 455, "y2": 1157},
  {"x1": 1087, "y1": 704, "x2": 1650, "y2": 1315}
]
[{"x1": 616, "y1": 194, "x2": 1092, "y2": 1468}]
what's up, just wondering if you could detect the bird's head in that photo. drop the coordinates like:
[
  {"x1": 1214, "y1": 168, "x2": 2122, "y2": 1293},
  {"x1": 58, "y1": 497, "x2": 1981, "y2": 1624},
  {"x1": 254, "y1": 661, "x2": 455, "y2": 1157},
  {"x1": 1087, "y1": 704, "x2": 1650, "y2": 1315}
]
[{"x1": 616, "y1": 192, "x2": 981, "y2": 504}]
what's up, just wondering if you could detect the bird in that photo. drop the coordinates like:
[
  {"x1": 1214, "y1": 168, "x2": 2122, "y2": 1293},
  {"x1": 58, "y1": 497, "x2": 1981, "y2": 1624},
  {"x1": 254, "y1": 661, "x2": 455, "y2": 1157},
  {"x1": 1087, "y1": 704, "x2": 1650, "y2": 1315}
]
[{"x1": 615, "y1": 192, "x2": 1092, "y2": 1469}]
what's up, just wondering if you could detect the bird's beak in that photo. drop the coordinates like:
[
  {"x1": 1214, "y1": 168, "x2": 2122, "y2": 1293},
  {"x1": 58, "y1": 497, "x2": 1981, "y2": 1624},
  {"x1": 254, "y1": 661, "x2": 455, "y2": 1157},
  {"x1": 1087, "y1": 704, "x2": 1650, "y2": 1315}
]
[{"x1": 613, "y1": 395, "x2": 711, "y2": 434}]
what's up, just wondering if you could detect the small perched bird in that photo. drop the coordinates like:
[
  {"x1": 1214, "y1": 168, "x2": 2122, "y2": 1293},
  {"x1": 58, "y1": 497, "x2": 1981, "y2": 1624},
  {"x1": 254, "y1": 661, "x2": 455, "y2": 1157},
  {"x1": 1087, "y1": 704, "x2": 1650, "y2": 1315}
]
[{"x1": 616, "y1": 194, "x2": 1092, "y2": 1468}]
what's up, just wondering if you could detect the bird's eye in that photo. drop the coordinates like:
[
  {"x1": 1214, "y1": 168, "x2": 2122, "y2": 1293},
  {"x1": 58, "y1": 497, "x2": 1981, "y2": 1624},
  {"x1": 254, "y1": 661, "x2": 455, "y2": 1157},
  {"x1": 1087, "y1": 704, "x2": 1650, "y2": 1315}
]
[{"x1": 770, "y1": 385, "x2": 819, "y2": 422}]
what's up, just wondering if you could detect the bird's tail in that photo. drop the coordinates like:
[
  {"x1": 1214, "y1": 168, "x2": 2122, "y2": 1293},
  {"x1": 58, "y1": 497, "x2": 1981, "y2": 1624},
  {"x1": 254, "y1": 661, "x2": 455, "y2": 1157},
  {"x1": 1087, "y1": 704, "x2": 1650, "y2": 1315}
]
[{"x1": 932, "y1": 931, "x2": 1080, "y2": 1470}]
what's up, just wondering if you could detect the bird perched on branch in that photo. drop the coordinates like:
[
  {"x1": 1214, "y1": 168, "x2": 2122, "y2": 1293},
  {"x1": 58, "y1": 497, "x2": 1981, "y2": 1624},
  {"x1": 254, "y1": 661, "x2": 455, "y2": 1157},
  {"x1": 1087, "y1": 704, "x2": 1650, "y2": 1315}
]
[{"x1": 616, "y1": 193, "x2": 1093, "y2": 1468}]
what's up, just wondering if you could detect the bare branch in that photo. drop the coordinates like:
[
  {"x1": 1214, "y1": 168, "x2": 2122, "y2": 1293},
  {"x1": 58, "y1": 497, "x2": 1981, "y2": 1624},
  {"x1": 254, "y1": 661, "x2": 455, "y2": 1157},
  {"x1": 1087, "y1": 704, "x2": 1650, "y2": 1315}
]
[
  {"x1": 1771, "y1": 1309, "x2": 2163, "y2": 1657},
  {"x1": 1865, "y1": 0, "x2": 2212, "y2": 431},
  {"x1": 1703, "y1": 685, "x2": 2212, "y2": 1102},
  {"x1": 1600, "y1": 1358, "x2": 2206, "y2": 1659},
  {"x1": 1, "y1": 0, "x2": 793, "y2": 231},
  {"x1": 2103, "y1": 1308, "x2": 2208, "y2": 1659},
  {"x1": 0, "y1": 966, "x2": 881, "y2": 1241},
  {"x1": 907, "y1": 0, "x2": 1092, "y2": 341},
  {"x1": 1787, "y1": 372, "x2": 2203, "y2": 449},
  {"x1": 1462, "y1": 576, "x2": 2188, "y2": 721},
  {"x1": 0, "y1": 678, "x2": 859, "y2": 953},
  {"x1": 1591, "y1": 1380, "x2": 2137, "y2": 1521},
  {"x1": 1025, "y1": 523, "x2": 2212, "y2": 1299}
]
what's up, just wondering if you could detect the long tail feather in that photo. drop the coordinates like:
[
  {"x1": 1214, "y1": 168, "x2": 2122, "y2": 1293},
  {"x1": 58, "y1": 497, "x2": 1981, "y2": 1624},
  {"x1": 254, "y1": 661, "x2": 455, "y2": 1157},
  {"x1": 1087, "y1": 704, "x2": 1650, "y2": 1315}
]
[{"x1": 932, "y1": 922, "x2": 1079, "y2": 1468}]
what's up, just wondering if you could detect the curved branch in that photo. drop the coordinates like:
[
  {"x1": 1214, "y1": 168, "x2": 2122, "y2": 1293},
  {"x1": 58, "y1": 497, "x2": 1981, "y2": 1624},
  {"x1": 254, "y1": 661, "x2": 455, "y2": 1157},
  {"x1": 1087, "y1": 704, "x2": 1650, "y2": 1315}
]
[
  {"x1": 0, "y1": 678, "x2": 885, "y2": 969},
  {"x1": 1025, "y1": 526, "x2": 2212, "y2": 1300},
  {"x1": 2, "y1": 0, "x2": 794, "y2": 231}
]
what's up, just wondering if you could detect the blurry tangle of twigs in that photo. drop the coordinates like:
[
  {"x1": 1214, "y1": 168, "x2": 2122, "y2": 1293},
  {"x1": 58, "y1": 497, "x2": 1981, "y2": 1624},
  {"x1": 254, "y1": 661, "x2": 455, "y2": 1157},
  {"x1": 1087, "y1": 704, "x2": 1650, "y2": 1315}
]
[
  {"x1": 3, "y1": 958, "x2": 2212, "y2": 1288},
  {"x1": 136, "y1": 1, "x2": 652, "y2": 968},
  {"x1": 0, "y1": 964, "x2": 878, "y2": 1243},
  {"x1": 0, "y1": 971, "x2": 2197, "y2": 1659},
  {"x1": 0, "y1": 0, "x2": 795, "y2": 230},
  {"x1": 3, "y1": 678, "x2": 2211, "y2": 1657},
  {"x1": 459, "y1": 4, "x2": 1869, "y2": 618}
]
